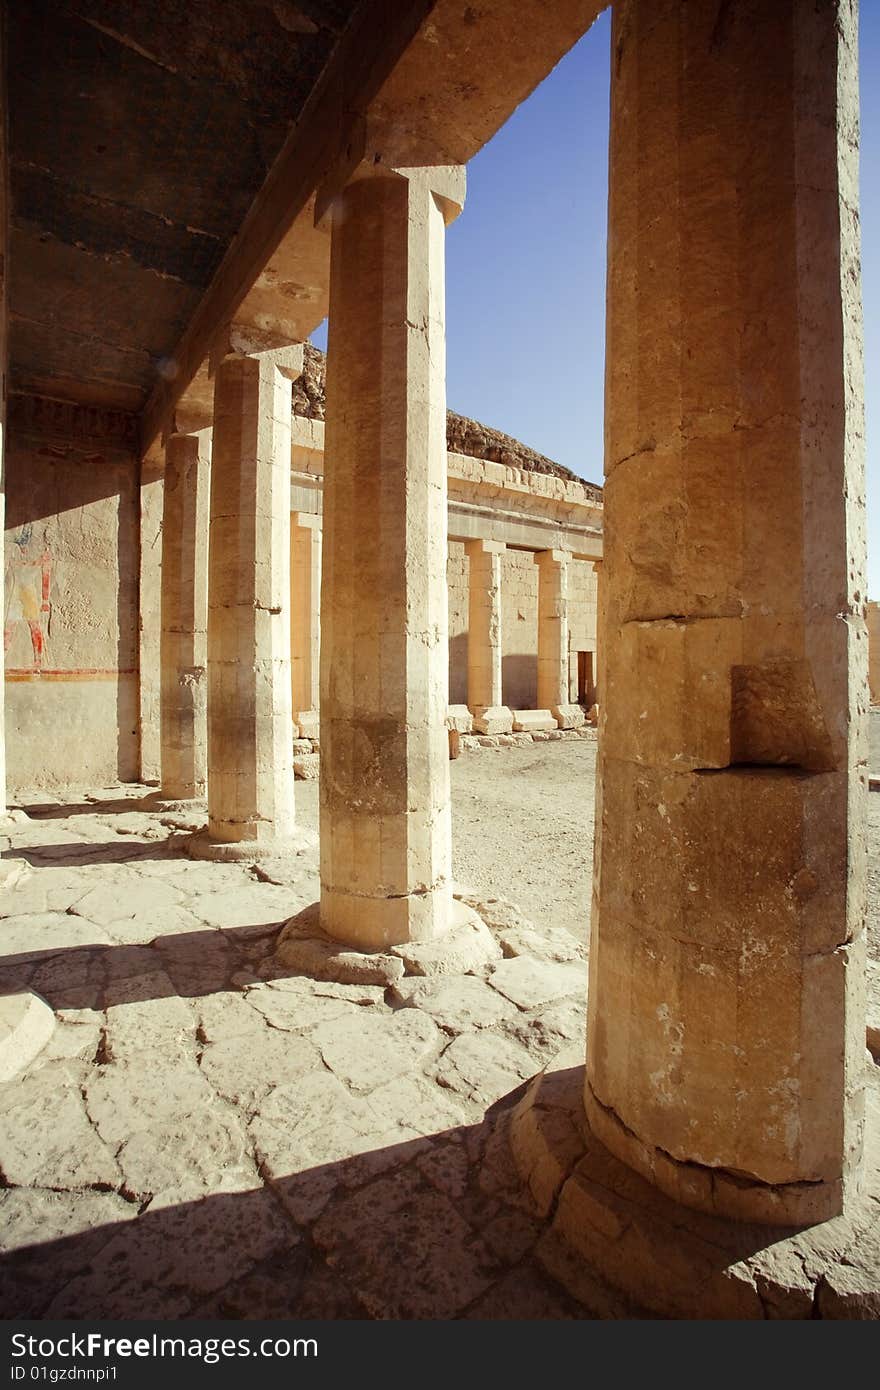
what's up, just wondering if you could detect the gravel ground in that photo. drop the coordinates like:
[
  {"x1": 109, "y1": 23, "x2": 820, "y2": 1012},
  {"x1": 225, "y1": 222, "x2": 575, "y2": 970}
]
[{"x1": 231, "y1": 714, "x2": 880, "y2": 960}]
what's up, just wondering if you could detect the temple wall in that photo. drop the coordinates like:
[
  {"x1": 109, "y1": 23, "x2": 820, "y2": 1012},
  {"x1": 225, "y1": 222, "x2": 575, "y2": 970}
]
[{"x1": 3, "y1": 399, "x2": 140, "y2": 789}]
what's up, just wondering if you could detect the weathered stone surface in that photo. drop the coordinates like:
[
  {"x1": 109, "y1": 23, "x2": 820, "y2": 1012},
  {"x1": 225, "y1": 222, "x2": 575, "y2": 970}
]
[
  {"x1": 0, "y1": 1188, "x2": 138, "y2": 1318},
  {"x1": 199, "y1": 1030, "x2": 322, "y2": 1113},
  {"x1": 0, "y1": 912, "x2": 114, "y2": 958},
  {"x1": 276, "y1": 910, "x2": 405, "y2": 986},
  {"x1": 367, "y1": 1072, "x2": 469, "y2": 1136},
  {"x1": 313, "y1": 1165, "x2": 494, "y2": 1319},
  {"x1": 293, "y1": 753, "x2": 320, "y2": 780},
  {"x1": 312, "y1": 1010, "x2": 441, "y2": 1093},
  {"x1": 71, "y1": 877, "x2": 183, "y2": 927},
  {"x1": 390, "y1": 905, "x2": 501, "y2": 977},
  {"x1": 47, "y1": 1185, "x2": 297, "y2": 1318},
  {"x1": 0, "y1": 1062, "x2": 120, "y2": 1189},
  {"x1": 103, "y1": 974, "x2": 197, "y2": 1062},
  {"x1": 512, "y1": 710, "x2": 557, "y2": 734},
  {"x1": 84, "y1": 1054, "x2": 215, "y2": 1148},
  {"x1": 488, "y1": 956, "x2": 586, "y2": 1010},
  {"x1": 435, "y1": 1031, "x2": 537, "y2": 1106},
  {"x1": 393, "y1": 974, "x2": 519, "y2": 1033},
  {"x1": 247, "y1": 983, "x2": 359, "y2": 1032},
  {"x1": 0, "y1": 989, "x2": 55, "y2": 1080},
  {"x1": 116, "y1": 1104, "x2": 259, "y2": 1201}
]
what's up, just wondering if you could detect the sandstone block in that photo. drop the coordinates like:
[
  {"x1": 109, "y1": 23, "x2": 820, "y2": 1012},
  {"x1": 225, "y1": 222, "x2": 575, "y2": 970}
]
[
  {"x1": 293, "y1": 753, "x2": 320, "y2": 780},
  {"x1": 512, "y1": 710, "x2": 557, "y2": 733}
]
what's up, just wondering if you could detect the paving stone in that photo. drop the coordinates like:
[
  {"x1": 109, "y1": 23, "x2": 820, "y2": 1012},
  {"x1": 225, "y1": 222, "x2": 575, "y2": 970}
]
[
  {"x1": 71, "y1": 877, "x2": 183, "y2": 927},
  {"x1": 196, "y1": 990, "x2": 268, "y2": 1042},
  {"x1": 0, "y1": 868, "x2": 87, "y2": 918},
  {"x1": 28, "y1": 950, "x2": 105, "y2": 1012},
  {"x1": 312, "y1": 1009, "x2": 441, "y2": 1093},
  {"x1": 488, "y1": 956, "x2": 586, "y2": 1010},
  {"x1": 199, "y1": 1029, "x2": 322, "y2": 1113},
  {"x1": 392, "y1": 974, "x2": 519, "y2": 1033},
  {"x1": 46, "y1": 1185, "x2": 297, "y2": 1317},
  {"x1": 0, "y1": 912, "x2": 115, "y2": 959},
  {"x1": 496, "y1": 923, "x2": 587, "y2": 964},
  {"x1": 502, "y1": 995, "x2": 587, "y2": 1058},
  {"x1": 247, "y1": 984, "x2": 360, "y2": 1033},
  {"x1": 0, "y1": 1062, "x2": 120, "y2": 1189},
  {"x1": 0, "y1": 1188, "x2": 138, "y2": 1318},
  {"x1": 102, "y1": 904, "x2": 208, "y2": 945},
  {"x1": 435, "y1": 1030, "x2": 537, "y2": 1105},
  {"x1": 155, "y1": 933, "x2": 237, "y2": 995},
  {"x1": 36, "y1": 1018, "x2": 101, "y2": 1068},
  {"x1": 104, "y1": 981, "x2": 197, "y2": 1063},
  {"x1": 251, "y1": 1070, "x2": 397, "y2": 1223},
  {"x1": 187, "y1": 883, "x2": 299, "y2": 931},
  {"x1": 463, "y1": 1262, "x2": 586, "y2": 1320},
  {"x1": 416, "y1": 1139, "x2": 472, "y2": 1200},
  {"x1": 366, "y1": 1072, "x2": 469, "y2": 1136},
  {"x1": 481, "y1": 1208, "x2": 543, "y2": 1265},
  {"x1": 313, "y1": 1165, "x2": 495, "y2": 1319},
  {"x1": 265, "y1": 976, "x2": 388, "y2": 1006},
  {"x1": 116, "y1": 1104, "x2": 260, "y2": 1201},
  {"x1": 85, "y1": 1055, "x2": 219, "y2": 1148}
]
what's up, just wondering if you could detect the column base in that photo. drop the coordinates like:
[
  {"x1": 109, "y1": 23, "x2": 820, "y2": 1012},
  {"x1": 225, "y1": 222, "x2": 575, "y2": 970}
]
[
  {"x1": 183, "y1": 825, "x2": 317, "y2": 863},
  {"x1": 446, "y1": 705, "x2": 474, "y2": 734},
  {"x1": 295, "y1": 710, "x2": 320, "y2": 741},
  {"x1": 472, "y1": 706, "x2": 513, "y2": 736},
  {"x1": 0, "y1": 991, "x2": 55, "y2": 1082},
  {"x1": 319, "y1": 881, "x2": 457, "y2": 951},
  {"x1": 509, "y1": 1057, "x2": 880, "y2": 1319},
  {"x1": 552, "y1": 704, "x2": 587, "y2": 730},
  {"x1": 277, "y1": 894, "x2": 498, "y2": 981},
  {"x1": 583, "y1": 1079, "x2": 846, "y2": 1227},
  {"x1": 512, "y1": 710, "x2": 557, "y2": 734}
]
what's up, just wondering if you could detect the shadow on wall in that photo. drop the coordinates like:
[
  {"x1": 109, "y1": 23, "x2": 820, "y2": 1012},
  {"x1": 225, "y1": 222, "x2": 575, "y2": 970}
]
[
  {"x1": 449, "y1": 630, "x2": 468, "y2": 706},
  {"x1": 503, "y1": 653, "x2": 537, "y2": 710},
  {"x1": 3, "y1": 417, "x2": 140, "y2": 786}
]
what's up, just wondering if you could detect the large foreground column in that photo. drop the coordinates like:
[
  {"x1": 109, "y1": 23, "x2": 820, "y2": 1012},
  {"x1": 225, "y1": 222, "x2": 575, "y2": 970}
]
[
  {"x1": 159, "y1": 428, "x2": 211, "y2": 801},
  {"x1": 465, "y1": 539, "x2": 512, "y2": 735},
  {"x1": 535, "y1": 549, "x2": 584, "y2": 729},
  {"x1": 290, "y1": 511, "x2": 321, "y2": 742},
  {"x1": 320, "y1": 166, "x2": 464, "y2": 948},
  {"x1": 190, "y1": 344, "x2": 303, "y2": 859},
  {"x1": 586, "y1": 0, "x2": 867, "y2": 1224}
]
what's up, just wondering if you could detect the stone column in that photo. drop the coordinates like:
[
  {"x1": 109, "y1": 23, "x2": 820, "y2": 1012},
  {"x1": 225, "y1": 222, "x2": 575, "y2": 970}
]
[
  {"x1": 188, "y1": 343, "x2": 304, "y2": 859},
  {"x1": 586, "y1": 0, "x2": 866, "y2": 1225},
  {"x1": 290, "y1": 511, "x2": 321, "y2": 741},
  {"x1": 591, "y1": 559, "x2": 604, "y2": 717},
  {"x1": 159, "y1": 428, "x2": 211, "y2": 801},
  {"x1": 465, "y1": 539, "x2": 512, "y2": 735},
  {"x1": 536, "y1": 549, "x2": 584, "y2": 729},
  {"x1": 320, "y1": 165, "x2": 465, "y2": 948}
]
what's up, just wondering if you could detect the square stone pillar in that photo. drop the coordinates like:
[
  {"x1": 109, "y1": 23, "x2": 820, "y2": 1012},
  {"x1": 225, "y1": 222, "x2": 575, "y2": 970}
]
[
  {"x1": 586, "y1": 0, "x2": 867, "y2": 1225},
  {"x1": 320, "y1": 165, "x2": 465, "y2": 948},
  {"x1": 465, "y1": 539, "x2": 512, "y2": 735},
  {"x1": 188, "y1": 343, "x2": 305, "y2": 860},
  {"x1": 290, "y1": 511, "x2": 321, "y2": 742},
  {"x1": 159, "y1": 428, "x2": 211, "y2": 801},
  {"x1": 535, "y1": 548, "x2": 585, "y2": 729}
]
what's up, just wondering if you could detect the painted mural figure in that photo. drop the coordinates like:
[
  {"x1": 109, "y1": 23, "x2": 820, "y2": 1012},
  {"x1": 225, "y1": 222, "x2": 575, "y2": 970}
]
[{"x1": 3, "y1": 522, "x2": 51, "y2": 669}]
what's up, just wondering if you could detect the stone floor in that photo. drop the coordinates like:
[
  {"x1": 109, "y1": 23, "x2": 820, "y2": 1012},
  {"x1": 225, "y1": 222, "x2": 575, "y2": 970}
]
[
  {"x1": 2, "y1": 752, "x2": 878, "y2": 1321},
  {"x1": 0, "y1": 786, "x2": 601, "y2": 1319}
]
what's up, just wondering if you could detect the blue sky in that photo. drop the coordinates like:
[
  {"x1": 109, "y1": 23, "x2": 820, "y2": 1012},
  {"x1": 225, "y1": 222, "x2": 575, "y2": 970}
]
[{"x1": 315, "y1": 7, "x2": 880, "y2": 597}]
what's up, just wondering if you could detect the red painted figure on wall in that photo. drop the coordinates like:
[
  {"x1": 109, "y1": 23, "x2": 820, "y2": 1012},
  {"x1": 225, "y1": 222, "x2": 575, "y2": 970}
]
[{"x1": 4, "y1": 523, "x2": 52, "y2": 670}]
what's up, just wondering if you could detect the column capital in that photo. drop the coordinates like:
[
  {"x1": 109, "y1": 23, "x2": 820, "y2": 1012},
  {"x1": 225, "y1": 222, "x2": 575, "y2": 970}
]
[
  {"x1": 209, "y1": 326, "x2": 305, "y2": 381},
  {"x1": 535, "y1": 547, "x2": 568, "y2": 566},
  {"x1": 317, "y1": 152, "x2": 466, "y2": 229},
  {"x1": 465, "y1": 537, "x2": 506, "y2": 558}
]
